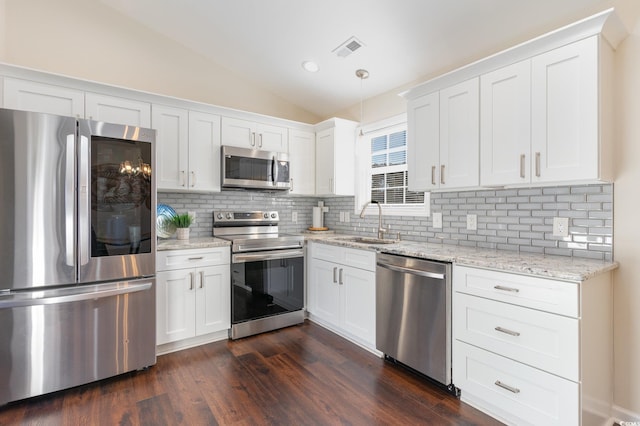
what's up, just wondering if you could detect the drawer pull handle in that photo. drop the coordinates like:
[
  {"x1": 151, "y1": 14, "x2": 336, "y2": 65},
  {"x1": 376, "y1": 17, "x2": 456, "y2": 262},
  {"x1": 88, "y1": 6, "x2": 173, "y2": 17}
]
[
  {"x1": 339, "y1": 268, "x2": 343, "y2": 285},
  {"x1": 333, "y1": 267, "x2": 338, "y2": 283},
  {"x1": 495, "y1": 380, "x2": 520, "y2": 394},
  {"x1": 200, "y1": 271, "x2": 204, "y2": 288},
  {"x1": 494, "y1": 285, "x2": 519, "y2": 293},
  {"x1": 495, "y1": 326, "x2": 520, "y2": 337},
  {"x1": 188, "y1": 256, "x2": 205, "y2": 260}
]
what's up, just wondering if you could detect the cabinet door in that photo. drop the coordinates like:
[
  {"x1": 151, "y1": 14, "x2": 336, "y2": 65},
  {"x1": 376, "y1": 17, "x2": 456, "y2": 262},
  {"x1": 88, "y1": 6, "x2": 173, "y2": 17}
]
[
  {"x1": 221, "y1": 117, "x2": 256, "y2": 148},
  {"x1": 480, "y1": 61, "x2": 531, "y2": 186},
  {"x1": 195, "y1": 265, "x2": 230, "y2": 336},
  {"x1": 153, "y1": 105, "x2": 189, "y2": 191},
  {"x1": 189, "y1": 111, "x2": 221, "y2": 191},
  {"x1": 407, "y1": 92, "x2": 439, "y2": 191},
  {"x1": 156, "y1": 269, "x2": 196, "y2": 345},
  {"x1": 288, "y1": 129, "x2": 316, "y2": 195},
  {"x1": 308, "y1": 258, "x2": 340, "y2": 327},
  {"x1": 440, "y1": 78, "x2": 479, "y2": 189},
  {"x1": 85, "y1": 93, "x2": 151, "y2": 127},
  {"x1": 315, "y1": 128, "x2": 335, "y2": 195},
  {"x1": 531, "y1": 36, "x2": 598, "y2": 183},
  {"x1": 257, "y1": 123, "x2": 288, "y2": 152},
  {"x1": 341, "y1": 267, "x2": 376, "y2": 345},
  {"x1": 3, "y1": 78, "x2": 84, "y2": 117}
]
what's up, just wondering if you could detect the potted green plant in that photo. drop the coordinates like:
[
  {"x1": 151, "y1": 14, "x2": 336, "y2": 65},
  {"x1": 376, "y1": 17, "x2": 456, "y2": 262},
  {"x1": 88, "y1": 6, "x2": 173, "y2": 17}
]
[{"x1": 171, "y1": 213, "x2": 193, "y2": 240}]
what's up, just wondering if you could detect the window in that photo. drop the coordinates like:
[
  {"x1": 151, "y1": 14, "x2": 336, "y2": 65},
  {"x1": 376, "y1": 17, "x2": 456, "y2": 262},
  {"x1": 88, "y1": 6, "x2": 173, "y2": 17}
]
[{"x1": 356, "y1": 116, "x2": 430, "y2": 217}]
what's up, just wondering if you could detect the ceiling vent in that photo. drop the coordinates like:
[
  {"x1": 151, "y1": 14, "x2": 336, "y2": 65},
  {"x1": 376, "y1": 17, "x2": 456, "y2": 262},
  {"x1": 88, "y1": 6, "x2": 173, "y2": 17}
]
[{"x1": 333, "y1": 36, "x2": 364, "y2": 58}]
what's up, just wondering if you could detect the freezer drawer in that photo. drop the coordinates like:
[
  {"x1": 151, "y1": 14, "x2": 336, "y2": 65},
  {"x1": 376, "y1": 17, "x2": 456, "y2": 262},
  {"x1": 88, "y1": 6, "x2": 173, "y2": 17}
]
[{"x1": 0, "y1": 279, "x2": 156, "y2": 405}]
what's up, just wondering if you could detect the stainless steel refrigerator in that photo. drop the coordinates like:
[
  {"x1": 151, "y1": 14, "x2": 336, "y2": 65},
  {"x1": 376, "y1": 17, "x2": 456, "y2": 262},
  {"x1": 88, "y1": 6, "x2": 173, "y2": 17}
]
[{"x1": 0, "y1": 108, "x2": 157, "y2": 405}]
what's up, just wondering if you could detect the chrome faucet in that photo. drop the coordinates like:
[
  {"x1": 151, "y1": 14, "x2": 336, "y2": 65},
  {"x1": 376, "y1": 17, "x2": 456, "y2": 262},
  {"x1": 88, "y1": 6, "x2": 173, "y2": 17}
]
[{"x1": 359, "y1": 200, "x2": 387, "y2": 239}]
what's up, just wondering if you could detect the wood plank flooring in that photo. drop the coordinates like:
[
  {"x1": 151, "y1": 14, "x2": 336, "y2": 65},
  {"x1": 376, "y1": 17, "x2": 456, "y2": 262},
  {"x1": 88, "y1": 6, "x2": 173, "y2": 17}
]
[{"x1": 0, "y1": 321, "x2": 503, "y2": 425}]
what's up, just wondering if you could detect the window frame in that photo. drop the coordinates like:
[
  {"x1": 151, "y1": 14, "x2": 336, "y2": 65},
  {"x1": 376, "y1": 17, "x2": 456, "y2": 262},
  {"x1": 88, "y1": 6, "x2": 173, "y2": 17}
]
[{"x1": 355, "y1": 114, "x2": 430, "y2": 217}]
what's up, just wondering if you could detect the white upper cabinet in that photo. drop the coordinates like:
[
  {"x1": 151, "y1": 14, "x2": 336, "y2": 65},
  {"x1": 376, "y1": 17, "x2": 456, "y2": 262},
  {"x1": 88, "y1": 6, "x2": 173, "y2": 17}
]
[
  {"x1": 531, "y1": 36, "x2": 601, "y2": 183},
  {"x1": 3, "y1": 78, "x2": 84, "y2": 117},
  {"x1": 85, "y1": 93, "x2": 151, "y2": 127},
  {"x1": 407, "y1": 91, "x2": 439, "y2": 191},
  {"x1": 153, "y1": 105, "x2": 221, "y2": 192},
  {"x1": 439, "y1": 78, "x2": 480, "y2": 189},
  {"x1": 288, "y1": 129, "x2": 315, "y2": 195},
  {"x1": 315, "y1": 118, "x2": 357, "y2": 196},
  {"x1": 480, "y1": 60, "x2": 532, "y2": 186},
  {"x1": 221, "y1": 116, "x2": 288, "y2": 152}
]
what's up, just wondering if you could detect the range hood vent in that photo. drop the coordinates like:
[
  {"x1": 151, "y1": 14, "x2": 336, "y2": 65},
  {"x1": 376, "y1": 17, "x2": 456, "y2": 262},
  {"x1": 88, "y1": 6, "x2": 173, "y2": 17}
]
[{"x1": 333, "y1": 36, "x2": 364, "y2": 58}]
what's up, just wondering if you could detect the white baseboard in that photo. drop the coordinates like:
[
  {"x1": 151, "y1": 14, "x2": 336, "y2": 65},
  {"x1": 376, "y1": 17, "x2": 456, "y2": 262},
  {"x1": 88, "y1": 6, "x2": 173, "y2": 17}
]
[
  {"x1": 156, "y1": 329, "x2": 229, "y2": 356},
  {"x1": 610, "y1": 404, "x2": 640, "y2": 425}
]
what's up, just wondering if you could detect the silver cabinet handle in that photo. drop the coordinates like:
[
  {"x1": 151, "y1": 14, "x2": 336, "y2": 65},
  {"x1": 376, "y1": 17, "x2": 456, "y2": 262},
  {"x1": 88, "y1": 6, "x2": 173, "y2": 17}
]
[
  {"x1": 520, "y1": 154, "x2": 526, "y2": 178},
  {"x1": 333, "y1": 267, "x2": 338, "y2": 283},
  {"x1": 440, "y1": 165, "x2": 445, "y2": 185},
  {"x1": 494, "y1": 285, "x2": 519, "y2": 293},
  {"x1": 180, "y1": 170, "x2": 186, "y2": 187},
  {"x1": 339, "y1": 268, "x2": 343, "y2": 285},
  {"x1": 200, "y1": 271, "x2": 204, "y2": 289},
  {"x1": 330, "y1": 178, "x2": 334, "y2": 193},
  {"x1": 290, "y1": 178, "x2": 294, "y2": 192},
  {"x1": 189, "y1": 272, "x2": 194, "y2": 290},
  {"x1": 431, "y1": 166, "x2": 436, "y2": 185},
  {"x1": 188, "y1": 256, "x2": 204, "y2": 260},
  {"x1": 495, "y1": 326, "x2": 520, "y2": 337},
  {"x1": 259, "y1": 133, "x2": 263, "y2": 148},
  {"x1": 251, "y1": 132, "x2": 256, "y2": 146},
  {"x1": 535, "y1": 152, "x2": 541, "y2": 177},
  {"x1": 191, "y1": 171, "x2": 196, "y2": 187},
  {"x1": 495, "y1": 380, "x2": 520, "y2": 394}
]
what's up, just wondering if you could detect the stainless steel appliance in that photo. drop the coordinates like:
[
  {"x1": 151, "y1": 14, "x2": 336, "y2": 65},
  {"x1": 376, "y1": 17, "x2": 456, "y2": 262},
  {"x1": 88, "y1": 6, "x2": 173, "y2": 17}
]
[
  {"x1": 221, "y1": 145, "x2": 291, "y2": 191},
  {"x1": 376, "y1": 253, "x2": 456, "y2": 393},
  {"x1": 0, "y1": 108, "x2": 156, "y2": 405},
  {"x1": 213, "y1": 211, "x2": 304, "y2": 339}
]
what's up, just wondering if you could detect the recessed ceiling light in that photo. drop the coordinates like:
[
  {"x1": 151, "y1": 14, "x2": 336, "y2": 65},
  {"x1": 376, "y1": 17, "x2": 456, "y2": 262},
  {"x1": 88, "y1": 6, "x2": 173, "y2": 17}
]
[{"x1": 302, "y1": 61, "x2": 319, "y2": 73}]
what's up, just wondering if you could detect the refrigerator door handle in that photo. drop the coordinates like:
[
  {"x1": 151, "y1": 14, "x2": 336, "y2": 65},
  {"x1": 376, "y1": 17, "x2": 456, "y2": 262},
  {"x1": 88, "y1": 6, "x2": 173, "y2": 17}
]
[
  {"x1": 0, "y1": 282, "x2": 153, "y2": 309},
  {"x1": 65, "y1": 134, "x2": 75, "y2": 266},
  {"x1": 78, "y1": 133, "x2": 90, "y2": 265}
]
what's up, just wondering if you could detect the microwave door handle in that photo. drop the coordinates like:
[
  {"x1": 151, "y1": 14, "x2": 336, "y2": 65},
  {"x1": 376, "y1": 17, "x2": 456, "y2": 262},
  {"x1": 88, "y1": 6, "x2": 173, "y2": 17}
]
[{"x1": 272, "y1": 156, "x2": 278, "y2": 185}]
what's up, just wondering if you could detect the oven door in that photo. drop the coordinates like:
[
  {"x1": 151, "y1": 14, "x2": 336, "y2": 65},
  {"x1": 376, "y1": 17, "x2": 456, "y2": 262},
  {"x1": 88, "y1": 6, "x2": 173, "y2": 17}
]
[{"x1": 231, "y1": 248, "x2": 304, "y2": 324}]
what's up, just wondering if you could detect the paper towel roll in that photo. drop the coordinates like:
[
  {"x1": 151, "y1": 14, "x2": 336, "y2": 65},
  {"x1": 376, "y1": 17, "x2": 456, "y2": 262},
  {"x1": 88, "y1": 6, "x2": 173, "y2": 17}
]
[{"x1": 312, "y1": 207, "x2": 323, "y2": 228}]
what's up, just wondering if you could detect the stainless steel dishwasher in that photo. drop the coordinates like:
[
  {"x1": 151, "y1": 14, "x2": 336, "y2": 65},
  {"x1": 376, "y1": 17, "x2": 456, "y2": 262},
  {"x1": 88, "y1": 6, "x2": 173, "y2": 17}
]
[{"x1": 376, "y1": 253, "x2": 455, "y2": 393}]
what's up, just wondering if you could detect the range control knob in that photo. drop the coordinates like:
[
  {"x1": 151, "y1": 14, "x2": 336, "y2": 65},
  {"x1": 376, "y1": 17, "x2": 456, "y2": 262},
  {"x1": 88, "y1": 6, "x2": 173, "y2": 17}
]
[
  {"x1": 263, "y1": 212, "x2": 269, "y2": 219},
  {"x1": 216, "y1": 213, "x2": 223, "y2": 220},
  {"x1": 271, "y1": 213, "x2": 277, "y2": 219},
  {"x1": 226, "y1": 213, "x2": 233, "y2": 220}
]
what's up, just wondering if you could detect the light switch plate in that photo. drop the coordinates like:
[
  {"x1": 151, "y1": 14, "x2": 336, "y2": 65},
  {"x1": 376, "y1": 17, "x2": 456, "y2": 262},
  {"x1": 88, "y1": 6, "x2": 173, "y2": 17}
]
[
  {"x1": 188, "y1": 211, "x2": 196, "y2": 224},
  {"x1": 553, "y1": 217, "x2": 569, "y2": 237},
  {"x1": 467, "y1": 214, "x2": 477, "y2": 231},
  {"x1": 344, "y1": 212, "x2": 350, "y2": 223},
  {"x1": 432, "y1": 212, "x2": 442, "y2": 229}
]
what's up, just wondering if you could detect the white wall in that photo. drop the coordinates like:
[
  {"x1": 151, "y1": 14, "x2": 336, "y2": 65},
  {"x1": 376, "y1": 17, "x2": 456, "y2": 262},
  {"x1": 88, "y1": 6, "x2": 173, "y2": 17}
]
[{"x1": 2, "y1": 0, "x2": 320, "y2": 124}]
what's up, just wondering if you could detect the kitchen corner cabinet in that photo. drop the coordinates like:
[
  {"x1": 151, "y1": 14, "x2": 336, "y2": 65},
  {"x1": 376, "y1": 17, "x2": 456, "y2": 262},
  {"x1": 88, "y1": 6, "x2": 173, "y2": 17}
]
[
  {"x1": 452, "y1": 265, "x2": 613, "y2": 426},
  {"x1": 407, "y1": 78, "x2": 479, "y2": 191},
  {"x1": 306, "y1": 242, "x2": 376, "y2": 350},
  {"x1": 153, "y1": 105, "x2": 221, "y2": 192},
  {"x1": 156, "y1": 248, "x2": 230, "y2": 350},
  {"x1": 315, "y1": 118, "x2": 358, "y2": 196},
  {"x1": 288, "y1": 129, "x2": 316, "y2": 195},
  {"x1": 221, "y1": 116, "x2": 288, "y2": 152},
  {"x1": 481, "y1": 36, "x2": 612, "y2": 186},
  {"x1": 3, "y1": 77, "x2": 84, "y2": 117}
]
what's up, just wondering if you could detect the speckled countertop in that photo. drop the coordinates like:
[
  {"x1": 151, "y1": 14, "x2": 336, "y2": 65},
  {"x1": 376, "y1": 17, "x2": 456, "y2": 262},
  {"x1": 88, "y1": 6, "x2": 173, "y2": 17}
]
[
  {"x1": 305, "y1": 234, "x2": 618, "y2": 282},
  {"x1": 157, "y1": 237, "x2": 230, "y2": 251}
]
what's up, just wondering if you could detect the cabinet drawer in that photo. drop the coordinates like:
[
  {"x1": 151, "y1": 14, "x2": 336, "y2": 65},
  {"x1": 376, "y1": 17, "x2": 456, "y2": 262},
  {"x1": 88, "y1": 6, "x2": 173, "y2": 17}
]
[
  {"x1": 157, "y1": 247, "x2": 230, "y2": 271},
  {"x1": 454, "y1": 341, "x2": 579, "y2": 426},
  {"x1": 311, "y1": 242, "x2": 375, "y2": 272},
  {"x1": 454, "y1": 293, "x2": 579, "y2": 380},
  {"x1": 453, "y1": 265, "x2": 578, "y2": 317}
]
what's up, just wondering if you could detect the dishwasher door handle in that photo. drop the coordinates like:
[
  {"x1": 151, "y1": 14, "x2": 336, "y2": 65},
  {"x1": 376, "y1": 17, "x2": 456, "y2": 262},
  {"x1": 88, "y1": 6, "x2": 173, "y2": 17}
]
[{"x1": 377, "y1": 262, "x2": 445, "y2": 280}]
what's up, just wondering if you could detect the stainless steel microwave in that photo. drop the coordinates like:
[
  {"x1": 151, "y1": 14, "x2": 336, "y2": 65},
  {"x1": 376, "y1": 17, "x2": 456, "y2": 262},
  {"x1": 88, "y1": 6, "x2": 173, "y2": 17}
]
[{"x1": 221, "y1": 145, "x2": 291, "y2": 190}]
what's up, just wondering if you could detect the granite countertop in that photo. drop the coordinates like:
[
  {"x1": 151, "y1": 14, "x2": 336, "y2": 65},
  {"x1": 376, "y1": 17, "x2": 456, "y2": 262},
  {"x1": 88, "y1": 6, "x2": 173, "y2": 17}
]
[
  {"x1": 157, "y1": 236, "x2": 230, "y2": 251},
  {"x1": 305, "y1": 234, "x2": 618, "y2": 282}
]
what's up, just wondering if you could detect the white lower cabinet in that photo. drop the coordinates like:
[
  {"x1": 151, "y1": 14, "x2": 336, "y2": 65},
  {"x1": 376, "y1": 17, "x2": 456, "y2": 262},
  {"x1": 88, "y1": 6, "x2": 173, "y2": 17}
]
[
  {"x1": 156, "y1": 247, "x2": 230, "y2": 353},
  {"x1": 453, "y1": 265, "x2": 613, "y2": 426},
  {"x1": 306, "y1": 242, "x2": 376, "y2": 350}
]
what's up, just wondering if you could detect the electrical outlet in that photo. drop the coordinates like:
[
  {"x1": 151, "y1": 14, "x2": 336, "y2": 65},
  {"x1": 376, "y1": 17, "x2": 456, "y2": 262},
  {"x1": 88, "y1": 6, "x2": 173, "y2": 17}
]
[
  {"x1": 553, "y1": 217, "x2": 569, "y2": 237},
  {"x1": 466, "y1": 214, "x2": 477, "y2": 231},
  {"x1": 432, "y1": 212, "x2": 442, "y2": 229},
  {"x1": 344, "y1": 212, "x2": 350, "y2": 223},
  {"x1": 339, "y1": 212, "x2": 344, "y2": 222},
  {"x1": 188, "y1": 211, "x2": 196, "y2": 224},
  {"x1": 292, "y1": 212, "x2": 298, "y2": 223}
]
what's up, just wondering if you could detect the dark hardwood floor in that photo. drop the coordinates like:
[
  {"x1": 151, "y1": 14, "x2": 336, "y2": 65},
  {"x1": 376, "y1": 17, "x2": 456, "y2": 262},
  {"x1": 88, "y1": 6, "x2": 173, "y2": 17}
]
[{"x1": 0, "y1": 321, "x2": 502, "y2": 425}]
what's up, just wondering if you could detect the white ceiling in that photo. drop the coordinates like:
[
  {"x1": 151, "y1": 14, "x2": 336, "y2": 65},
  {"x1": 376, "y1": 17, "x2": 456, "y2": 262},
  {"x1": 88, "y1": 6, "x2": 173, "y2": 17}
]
[{"x1": 100, "y1": 0, "x2": 613, "y2": 118}]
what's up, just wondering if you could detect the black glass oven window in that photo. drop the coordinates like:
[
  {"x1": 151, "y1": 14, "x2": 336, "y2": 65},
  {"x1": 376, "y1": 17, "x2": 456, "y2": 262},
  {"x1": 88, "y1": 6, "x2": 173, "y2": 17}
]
[
  {"x1": 232, "y1": 256, "x2": 304, "y2": 323},
  {"x1": 91, "y1": 136, "x2": 152, "y2": 257}
]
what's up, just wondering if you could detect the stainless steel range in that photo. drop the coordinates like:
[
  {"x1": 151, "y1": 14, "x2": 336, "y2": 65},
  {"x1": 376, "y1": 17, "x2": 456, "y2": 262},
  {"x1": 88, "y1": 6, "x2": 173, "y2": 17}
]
[{"x1": 213, "y1": 211, "x2": 305, "y2": 339}]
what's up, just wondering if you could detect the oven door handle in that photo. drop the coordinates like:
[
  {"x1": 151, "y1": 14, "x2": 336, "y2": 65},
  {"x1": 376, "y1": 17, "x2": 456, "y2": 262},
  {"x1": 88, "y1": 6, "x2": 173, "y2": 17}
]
[
  {"x1": 235, "y1": 243, "x2": 302, "y2": 252},
  {"x1": 233, "y1": 249, "x2": 304, "y2": 263}
]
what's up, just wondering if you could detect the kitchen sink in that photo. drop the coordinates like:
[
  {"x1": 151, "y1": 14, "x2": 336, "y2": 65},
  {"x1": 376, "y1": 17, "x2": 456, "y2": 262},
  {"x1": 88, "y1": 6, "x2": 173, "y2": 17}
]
[{"x1": 336, "y1": 236, "x2": 397, "y2": 245}]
